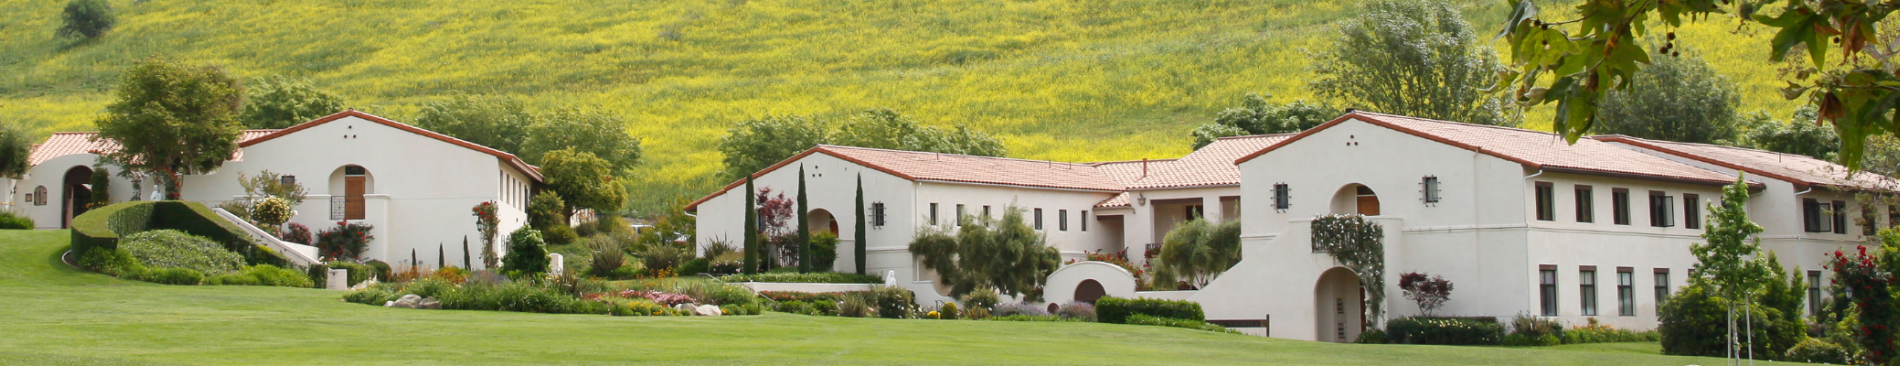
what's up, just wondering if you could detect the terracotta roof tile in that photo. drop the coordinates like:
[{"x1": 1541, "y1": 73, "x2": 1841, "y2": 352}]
[
  {"x1": 1594, "y1": 135, "x2": 1895, "y2": 191},
  {"x1": 29, "y1": 130, "x2": 277, "y2": 166},
  {"x1": 816, "y1": 145, "x2": 1124, "y2": 192},
  {"x1": 1095, "y1": 192, "x2": 1131, "y2": 209},
  {"x1": 1096, "y1": 134, "x2": 1292, "y2": 190},
  {"x1": 1237, "y1": 112, "x2": 1748, "y2": 186}
]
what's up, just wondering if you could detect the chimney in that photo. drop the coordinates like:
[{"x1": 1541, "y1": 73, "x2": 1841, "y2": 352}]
[{"x1": 1141, "y1": 158, "x2": 1149, "y2": 179}]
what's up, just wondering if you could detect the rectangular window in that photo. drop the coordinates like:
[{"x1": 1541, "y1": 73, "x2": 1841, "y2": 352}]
[
  {"x1": 929, "y1": 203, "x2": 939, "y2": 226},
  {"x1": 1575, "y1": 185, "x2": 1594, "y2": 223},
  {"x1": 871, "y1": 203, "x2": 887, "y2": 227},
  {"x1": 1808, "y1": 271, "x2": 1824, "y2": 316},
  {"x1": 1273, "y1": 183, "x2": 1291, "y2": 210},
  {"x1": 1867, "y1": 204, "x2": 1881, "y2": 236},
  {"x1": 1649, "y1": 191, "x2": 1675, "y2": 228},
  {"x1": 983, "y1": 205, "x2": 992, "y2": 219},
  {"x1": 1580, "y1": 268, "x2": 1598, "y2": 316},
  {"x1": 1684, "y1": 194, "x2": 1701, "y2": 229},
  {"x1": 1540, "y1": 267, "x2": 1558, "y2": 316},
  {"x1": 1617, "y1": 269, "x2": 1635, "y2": 316},
  {"x1": 1835, "y1": 200, "x2": 1849, "y2": 234},
  {"x1": 1059, "y1": 209, "x2": 1068, "y2": 231},
  {"x1": 1535, "y1": 182, "x2": 1554, "y2": 221},
  {"x1": 1805, "y1": 199, "x2": 1831, "y2": 233},
  {"x1": 1187, "y1": 204, "x2": 1205, "y2": 220},
  {"x1": 1081, "y1": 211, "x2": 1089, "y2": 231},
  {"x1": 1421, "y1": 176, "x2": 1441, "y2": 203},
  {"x1": 1654, "y1": 269, "x2": 1671, "y2": 314},
  {"x1": 956, "y1": 204, "x2": 966, "y2": 226},
  {"x1": 1034, "y1": 208, "x2": 1044, "y2": 230},
  {"x1": 1613, "y1": 189, "x2": 1631, "y2": 225}
]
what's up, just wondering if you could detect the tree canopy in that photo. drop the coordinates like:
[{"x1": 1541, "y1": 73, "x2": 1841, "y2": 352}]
[
  {"x1": 1152, "y1": 218, "x2": 1242, "y2": 290},
  {"x1": 1309, "y1": 0, "x2": 1517, "y2": 127},
  {"x1": 522, "y1": 108, "x2": 642, "y2": 172},
  {"x1": 240, "y1": 75, "x2": 346, "y2": 130},
  {"x1": 1742, "y1": 106, "x2": 1839, "y2": 161},
  {"x1": 413, "y1": 94, "x2": 537, "y2": 156},
  {"x1": 56, "y1": 0, "x2": 113, "y2": 39},
  {"x1": 1496, "y1": 0, "x2": 1900, "y2": 168},
  {"x1": 1188, "y1": 93, "x2": 1336, "y2": 149},
  {"x1": 908, "y1": 206, "x2": 1061, "y2": 301},
  {"x1": 0, "y1": 122, "x2": 30, "y2": 179},
  {"x1": 539, "y1": 148, "x2": 625, "y2": 220},
  {"x1": 1593, "y1": 51, "x2": 1741, "y2": 145},
  {"x1": 95, "y1": 56, "x2": 245, "y2": 199},
  {"x1": 718, "y1": 108, "x2": 1006, "y2": 180}
]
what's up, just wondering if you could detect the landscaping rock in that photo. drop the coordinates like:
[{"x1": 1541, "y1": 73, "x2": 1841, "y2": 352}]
[
  {"x1": 695, "y1": 305, "x2": 721, "y2": 317},
  {"x1": 673, "y1": 303, "x2": 697, "y2": 314},
  {"x1": 384, "y1": 294, "x2": 441, "y2": 309}
]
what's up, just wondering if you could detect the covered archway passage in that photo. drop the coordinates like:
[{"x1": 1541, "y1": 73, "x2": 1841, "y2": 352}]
[
  {"x1": 1314, "y1": 266, "x2": 1365, "y2": 343},
  {"x1": 1074, "y1": 279, "x2": 1106, "y2": 304},
  {"x1": 1329, "y1": 184, "x2": 1380, "y2": 216},
  {"x1": 60, "y1": 166, "x2": 93, "y2": 228},
  {"x1": 807, "y1": 208, "x2": 836, "y2": 234}
]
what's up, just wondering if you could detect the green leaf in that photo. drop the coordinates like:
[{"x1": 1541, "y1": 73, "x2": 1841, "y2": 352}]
[
  {"x1": 1756, "y1": 11, "x2": 1815, "y2": 63},
  {"x1": 1494, "y1": 0, "x2": 1539, "y2": 41}
]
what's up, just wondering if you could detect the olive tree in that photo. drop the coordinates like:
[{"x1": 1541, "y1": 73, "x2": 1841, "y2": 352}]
[
  {"x1": 908, "y1": 206, "x2": 1061, "y2": 301},
  {"x1": 95, "y1": 56, "x2": 245, "y2": 199},
  {"x1": 240, "y1": 75, "x2": 346, "y2": 129},
  {"x1": 1152, "y1": 218, "x2": 1242, "y2": 289}
]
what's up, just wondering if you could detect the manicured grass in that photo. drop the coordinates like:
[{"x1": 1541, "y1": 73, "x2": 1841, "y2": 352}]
[
  {"x1": 0, "y1": 229, "x2": 1797, "y2": 365},
  {"x1": 0, "y1": 0, "x2": 1801, "y2": 214}
]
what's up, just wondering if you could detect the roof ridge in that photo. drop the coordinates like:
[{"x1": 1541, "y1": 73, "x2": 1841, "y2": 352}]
[
  {"x1": 818, "y1": 144, "x2": 1090, "y2": 166},
  {"x1": 1214, "y1": 132, "x2": 1299, "y2": 141},
  {"x1": 1595, "y1": 134, "x2": 1815, "y2": 160},
  {"x1": 1354, "y1": 111, "x2": 1559, "y2": 136}
]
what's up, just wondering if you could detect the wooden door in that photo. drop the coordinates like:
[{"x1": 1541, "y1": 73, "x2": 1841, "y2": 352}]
[
  {"x1": 1356, "y1": 196, "x2": 1380, "y2": 216},
  {"x1": 345, "y1": 176, "x2": 365, "y2": 220}
]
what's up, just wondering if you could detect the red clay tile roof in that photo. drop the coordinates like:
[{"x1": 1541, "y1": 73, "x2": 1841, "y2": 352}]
[
  {"x1": 687, "y1": 145, "x2": 1130, "y2": 211},
  {"x1": 241, "y1": 110, "x2": 542, "y2": 182},
  {"x1": 1095, "y1": 192, "x2": 1132, "y2": 209},
  {"x1": 1095, "y1": 134, "x2": 1294, "y2": 191},
  {"x1": 1593, "y1": 135, "x2": 1895, "y2": 191},
  {"x1": 29, "y1": 130, "x2": 278, "y2": 166},
  {"x1": 1236, "y1": 111, "x2": 1750, "y2": 186}
]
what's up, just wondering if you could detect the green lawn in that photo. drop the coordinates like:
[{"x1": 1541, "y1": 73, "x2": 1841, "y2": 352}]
[{"x1": 0, "y1": 229, "x2": 1790, "y2": 365}]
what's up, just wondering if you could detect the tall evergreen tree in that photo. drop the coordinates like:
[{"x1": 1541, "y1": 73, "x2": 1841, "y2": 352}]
[
  {"x1": 854, "y1": 174, "x2": 867, "y2": 276},
  {"x1": 796, "y1": 165, "x2": 811, "y2": 272},
  {"x1": 743, "y1": 176, "x2": 758, "y2": 275},
  {"x1": 462, "y1": 236, "x2": 471, "y2": 270},
  {"x1": 439, "y1": 244, "x2": 446, "y2": 269}
]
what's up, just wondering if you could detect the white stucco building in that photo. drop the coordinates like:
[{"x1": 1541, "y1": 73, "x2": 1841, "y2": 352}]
[
  {"x1": 5, "y1": 110, "x2": 537, "y2": 269},
  {"x1": 693, "y1": 110, "x2": 1889, "y2": 341}
]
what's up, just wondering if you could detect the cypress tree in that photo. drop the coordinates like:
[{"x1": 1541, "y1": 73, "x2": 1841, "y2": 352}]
[
  {"x1": 439, "y1": 243, "x2": 446, "y2": 269},
  {"x1": 854, "y1": 173, "x2": 867, "y2": 276},
  {"x1": 796, "y1": 165, "x2": 810, "y2": 272},
  {"x1": 462, "y1": 236, "x2": 471, "y2": 270},
  {"x1": 743, "y1": 176, "x2": 758, "y2": 275}
]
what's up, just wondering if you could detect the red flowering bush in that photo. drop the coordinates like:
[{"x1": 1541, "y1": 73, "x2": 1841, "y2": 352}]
[
  {"x1": 1827, "y1": 245, "x2": 1896, "y2": 365},
  {"x1": 316, "y1": 221, "x2": 374, "y2": 261},
  {"x1": 279, "y1": 222, "x2": 313, "y2": 245},
  {"x1": 472, "y1": 202, "x2": 499, "y2": 269}
]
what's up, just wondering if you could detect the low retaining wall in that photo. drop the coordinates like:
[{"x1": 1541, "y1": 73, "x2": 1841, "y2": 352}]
[{"x1": 736, "y1": 282, "x2": 877, "y2": 294}]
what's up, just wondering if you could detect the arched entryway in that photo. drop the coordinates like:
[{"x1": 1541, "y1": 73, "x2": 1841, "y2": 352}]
[
  {"x1": 1074, "y1": 279, "x2": 1106, "y2": 304},
  {"x1": 807, "y1": 209, "x2": 837, "y2": 234},
  {"x1": 1314, "y1": 266, "x2": 1365, "y2": 343},
  {"x1": 1330, "y1": 184, "x2": 1380, "y2": 216},
  {"x1": 329, "y1": 165, "x2": 373, "y2": 220},
  {"x1": 61, "y1": 166, "x2": 93, "y2": 229}
]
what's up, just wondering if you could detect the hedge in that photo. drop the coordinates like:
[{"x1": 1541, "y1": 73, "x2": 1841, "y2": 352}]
[
  {"x1": 71, "y1": 201, "x2": 290, "y2": 268},
  {"x1": 1385, "y1": 317, "x2": 1504, "y2": 345},
  {"x1": 1095, "y1": 297, "x2": 1204, "y2": 324}
]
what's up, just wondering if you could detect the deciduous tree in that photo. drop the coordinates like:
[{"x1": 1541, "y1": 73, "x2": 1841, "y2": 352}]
[
  {"x1": 1151, "y1": 218, "x2": 1242, "y2": 289},
  {"x1": 1594, "y1": 51, "x2": 1741, "y2": 144},
  {"x1": 95, "y1": 56, "x2": 245, "y2": 200},
  {"x1": 413, "y1": 94, "x2": 537, "y2": 156},
  {"x1": 538, "y1": 148, "x2": 625, "y2": 222},
  {"x1": 0, "y1": 123, "x2": 30, "y2": 179},
  {"x1": 240, "y1": 75, "x2": 346, "y2": 129},
  {"x1": 719, "y1": 115, "x2": 827, "y2": 181},
  {"x1": 1188, "y1": 93, "x2": 1337, "y2": 149},
  {"x1": 56, "y1": 0, "x2": 113, "y2": 39},
  {"x1": 908, "y1": 206, "x2": 1061, "y2": 301},
  {"x1": 522, "y1": 108, "x2": 642, "y2": 172},
  {"x1": 1309, "y1": 0, "x2": 1517, "y2": 127}
]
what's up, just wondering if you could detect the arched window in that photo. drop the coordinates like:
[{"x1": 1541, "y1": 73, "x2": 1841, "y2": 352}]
[{"x1": 33, "y1": 186, "x2": 46, "y2": 206}]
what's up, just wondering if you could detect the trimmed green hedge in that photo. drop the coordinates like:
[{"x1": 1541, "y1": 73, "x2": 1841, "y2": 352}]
[
  {"x1": 717, "y1": 272, "x2": 882, "y2": 284},
  {"x1": 71, "y1": 201, "x2": 289, "y2": 268},
  {"x1": 1385, "y1": 317, "x2": 1504, "y2": 345},
  {"x1": 1096, "y1": 297, "x2": 1204, "y2": 324}
]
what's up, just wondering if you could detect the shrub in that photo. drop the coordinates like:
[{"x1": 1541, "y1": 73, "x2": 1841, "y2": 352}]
[
  {"x1": 207, "y1": 264, "x2": 313, "y2": 287},
  {"x1": 617, "y1": 279, "x2": 758, "y2": 306},
  {"x1": 992, "y1": 302, "x2": 1050, "y2": 317},
  {"x1": 305, "y1": 263, "x2": 330, "y2": 288},
  {"x1": 940, "y1": 302, "x2": 960, "y2": 320},
  {"x1": 677, "y1": 258, "x2": 709, "y2": 275},
  {"x1": 718, "y1": 272, "x2": 881, "y2": 284},
  {"x1": 342, "y1": 288, "x2": 400, "y2": 305},
  {"x1": 988, "y1": 315, "x2": 1065, "y2": 322},
  {"x1": 809, "y1": 231, "x2": 839, "y2": 271},
  {"x1": 315, "y1": 221, "x2": 374, "y2": 261},
  {"x1": 0, "y1": 211, "x2": 33, "y2": 229},
  {"x1": 503, "y1": 227, "x2": 549, "y2": 276},
  {"x1": 280, "y1": 223, "x2": 312, "y2": 245},
  {"x1": 720, "y1": 303, "x2": 764, "y2": 316},
  {"x1": 1503, "y1": 334, "x2": 1562, "y2": 347},
  {"x1": 57, "y1": 0, "x2": 114, "y2": 39},
  {"x1": 959, "y1": 288, "x2": 1000, "y2": 310},
  {"x1": 432, "y1": 266, "x2": 468, "y2": 283},
  {"x1": 1357, "y1": 329, "x2": 1389, "y2": 344},
  {"x1": 962, "y1": 305, "x2": 991, "y2": 320},
  {"x1": 811, "y1": 298, "x2": 839, "y2": 316},
  {"x1": 868, "y1": 285, "x2": 913, "y2": 319},
  {"x1": 1095, "y1": 297, "x2": 1204, "y2": 324},
  {"x1": 584, "y1": 236, "x2": 624, "y2": 277},
  {"x1": 760, "y1": 291, "x2": 844, "y2": 303},
  {"x1": 251, "y1": 197, "x2": 293, "y2": 229},
  {"x1": 543, "y1": 225, "x2": 578, "y2": 246},
  {"x1": 1126, "y1": 314, "x2": 1237, "y2": 333},
  {"x1": 1786, "y1": 337, "x2": 1853, "y2": 364},
  {"x1": 1398, "y1": 272, "x2": 1453, "y2": 317},
  {"x1": 575, "y1": 219, "x2": 599, "y2": 238},
  {"x1": 1056, "y1": 302, "x2": 1096, "y2": 322},
  {"x1": 640, "y1": 245, "x2": 685, "y2": 273},
  {"x1": 1384, "y1": 317, "x2": 1504, "y2": 345},
  {"x1": 77, "y1": 247, "x2": 141, "y2": 277},
  {"x1": 327, "y1": 261, "x2": 374, "y2": 286},
  {"x1": 120, "y1": 229, "x2": 244, "y2": 275},
  {"x1": 774, "y1": 300, "x2": 814, "y2": 315},
  {"x1": 1508, "y1": 314, "x2": 1565, "y2": 339},
  {"x1": 1562, "y1": 318, "x2": 1660, "y2": 344},
  {"x1": 134, "y1": 267, "x2": 204, "y2": 285},
  {"x1": 839, "y1": 295, "x2": 872, "y2": 317},
  {"x1": 365, "y1": 260, "x2": 392, "y2": 281}
]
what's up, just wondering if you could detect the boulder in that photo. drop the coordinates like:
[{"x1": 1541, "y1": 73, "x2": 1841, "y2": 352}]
[
  {"x1": 384, "y1": 294, "x2": 441, "y2": 309},
  {"x1": 695, "y1": 304, "x2": 722, "y2": 317},
  {"x1": 673, "y1": 303, "x2": 697, "y2": 314}
]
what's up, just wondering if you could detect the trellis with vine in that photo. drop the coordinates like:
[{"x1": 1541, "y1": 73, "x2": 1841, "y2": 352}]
[{"x1": 1311, "y1": 213, "x2": 1387, "y2": 325}]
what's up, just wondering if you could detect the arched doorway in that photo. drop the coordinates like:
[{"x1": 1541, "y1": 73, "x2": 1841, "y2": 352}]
[
  {"x1": 329, "y1": 165, "x2": 373, "y2": 220},
  {"x1": 1330, "y1": 184, "x2": 1380, "y2": 216},
  {"x1": 61, "y1": 166, "x2": 93, "y2": 229},
  {"x1": 807, "y1": 209, "x2": 836, "y2": 234},
  {"x1": 1314, "y1": 266, "x2": 1365, "y2": 343},
  {"x1": 1074, "y1": 279, "x2": 1107, "y2": 304}
]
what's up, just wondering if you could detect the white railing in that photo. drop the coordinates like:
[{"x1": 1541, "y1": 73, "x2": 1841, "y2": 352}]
[{"x1": 210, "y1": 208, "x2": 322, "y2": 267}]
